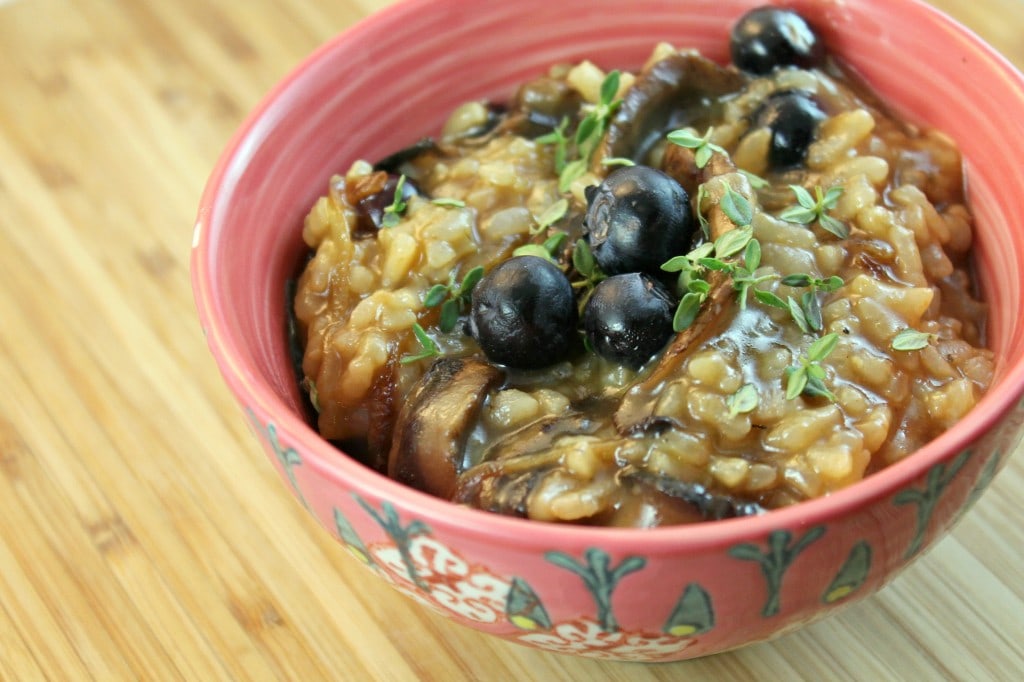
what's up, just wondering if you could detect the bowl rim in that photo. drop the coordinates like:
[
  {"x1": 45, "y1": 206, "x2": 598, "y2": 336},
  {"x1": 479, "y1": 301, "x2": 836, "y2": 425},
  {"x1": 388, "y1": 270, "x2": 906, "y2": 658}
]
[{"x1": 191, "y1": 0, "x2": 1024, "y2": 553}]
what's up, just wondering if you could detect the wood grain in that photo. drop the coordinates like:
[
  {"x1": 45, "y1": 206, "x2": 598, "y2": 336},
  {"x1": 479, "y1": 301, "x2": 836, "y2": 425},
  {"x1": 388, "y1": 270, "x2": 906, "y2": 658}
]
[{"x1": 0, "y1": 0, "x2": 1021, "y2": 679}]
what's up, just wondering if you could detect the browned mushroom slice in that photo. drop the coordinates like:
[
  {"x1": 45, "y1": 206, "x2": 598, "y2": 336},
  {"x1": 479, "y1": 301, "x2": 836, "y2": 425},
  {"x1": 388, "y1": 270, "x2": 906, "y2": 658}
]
[
  {"x1": 613, "y1": 274, "x2": 733, "y2": 433},
  {"x1": 618, "y1": 467, "x2": 767, "y2": 520},
  {"x1": 454, "y1": 449, "x2": 563, "y2": 519},
  {"x1": 661, "y1": 138, "x2": 737, "y2": 201},
  {"x1": 457, "y1": 434, "x2": 628, "y2": 522},
  {"x1": 615, "y1": 155, "x2": 757, "y2": 433},
  {"x1": 502, "y1": 75, "x2": 584, "y2": 139},
  {"x1": 663, "y1": 144, "x2": 755, "y2": 240},
  {"x1": 481, "y1": 411, "x2": 607, "y2": 462},
  {"x1": 387, "y1": 357, "x2": 504, "y2": 499},
  {"x1": 595, "y1": 52, "x2": 746, "y2": 168}
]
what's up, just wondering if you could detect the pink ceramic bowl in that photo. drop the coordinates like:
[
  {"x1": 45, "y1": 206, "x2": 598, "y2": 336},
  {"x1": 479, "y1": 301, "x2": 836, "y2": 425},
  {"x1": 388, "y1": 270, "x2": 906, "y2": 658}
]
[{"x1": 191, "y1": 0, "x2": 1024, "y2": 661}]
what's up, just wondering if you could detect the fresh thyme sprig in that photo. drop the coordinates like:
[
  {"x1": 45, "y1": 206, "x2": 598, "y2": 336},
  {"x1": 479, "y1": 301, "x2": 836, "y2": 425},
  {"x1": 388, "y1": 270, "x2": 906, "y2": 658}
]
[
  {"x1": 666, "y1": 127, "x2": 728, "y2": 169},
  {"x1": 661, "y1": 241, "x2": 714, "y2": 331},
  {"x1": 400, "y1": 323, "x2": 441, "y2": 365},
  {"x1": 785, "y1": 332, "x2": 840, "y2": 400},
  {"x1": 381, "y1": 174, "x2": 409, "y2": 228},
  {"x1": 719, "y1": 185, "x2": 754, "y2": 228},
  {"x1": 570, "y1": 238, "x2": 607, "y2": 312},
  {"x1": 779, "y1": 185, "x2": 848, "y2": 239},
  {"x1": 755, "y1": 273, "x2": 844, "y2": 333},
  {"x1": 537, "y1": 70, "x2": 623, "y2": 192},
  {"x1": 535, "y1": 117, "x2": 571, "y2": 175},
  {"x1": 572, "y1": 238, "x2": 606, "y2": 288},
  {"x1": 423, "y1": 265, "x2": 484, "y2": 333},
  {"x1": 661, "y1": 222, "x2": 771, "y2": 330}
]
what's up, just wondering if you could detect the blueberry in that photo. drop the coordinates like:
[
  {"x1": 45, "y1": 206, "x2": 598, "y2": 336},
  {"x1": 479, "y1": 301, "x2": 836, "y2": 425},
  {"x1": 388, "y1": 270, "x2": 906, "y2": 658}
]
[
  {"x1": 753, "y1": 91, "x2": 827, "y2": 169},
  {"x1": 584, "y1": 165, "x2": 695, "y2": 277},
  {"x1": 731, "y1": 7, "x2": 824, "y2": 75},
  {"x1": 469, "y1": 256, "x2": 578, "y2": 369},
  {"x1": 583, "y1": 273, "x2": 676, "y2": 369}
]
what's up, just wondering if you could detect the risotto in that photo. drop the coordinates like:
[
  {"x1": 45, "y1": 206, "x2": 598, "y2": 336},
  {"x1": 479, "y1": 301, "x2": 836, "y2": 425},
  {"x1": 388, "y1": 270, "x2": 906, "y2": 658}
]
[{"x1": 292, "y1": 7, "x2": 992, "y2": 526}]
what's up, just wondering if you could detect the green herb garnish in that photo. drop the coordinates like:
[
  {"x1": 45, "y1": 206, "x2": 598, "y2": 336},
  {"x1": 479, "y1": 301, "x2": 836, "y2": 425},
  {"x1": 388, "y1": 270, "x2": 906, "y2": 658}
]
[
  {"x1": 381, "y1": 174, "x2": 409, "y2": 228},
  {"x1": 730, "y1": 239, "x2": 777, "y2": 310},
  {"x1": 538, "y1": 71, "x2": 623, "y2": 193},
  {"x1": 535, "y1": 117, "x2": 571, "y2": 174},
  {"x1": 666, "y1": 127, "x2": 728, "y2": 169},
  {"x1": 423, "y1": 265, "x2": 484, "y2": 333},
  {"x1": 572, "y1": 239, "x2": 605, "y2": 288},
  {"x1": 756, "y1": 273, "x2": 844, "y2": 332},
  {"x1": 728, "y1": 383, "x2": 760, "y2": 417},
  {"x1": 400, "y1": 323, "x2": 442, "y2": 364},
  {"x1": 694, "y1": 183, "x2": 711, "y2": 237},
  {"x1": 513, "y1": 230, "x2": 569, "y2": 263},
  {"x1": 662, "y1": 242, "x2": 713, "y2": 331},
  {"x1": 532, "y1": 198, "x2": 569, "y2": 235},
  {"x1": 571, "y1": 238, "x2": 607, "y2": 312},
  {"x1": 785, "y1": 332, "x2": 840, "y2": 401},
  {"x1": 662, "y1": 225, "x2": 774, "y2": 328},
  {"x1": 891, "y1": 328, "x2": 934, "y2": 351},
  {"x1": 719, "y1": 185, "x2": 754, "y2": 228},
  {"x1": 779, "y1": 185, "x2": 848, "y2": 239},
  {"x1": 431, "y1": 197, "x2": 466, "y2": 208}
]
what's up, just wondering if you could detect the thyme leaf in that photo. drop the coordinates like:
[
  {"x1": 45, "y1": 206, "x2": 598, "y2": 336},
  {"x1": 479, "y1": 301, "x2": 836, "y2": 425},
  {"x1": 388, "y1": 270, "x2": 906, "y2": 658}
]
[
  {"x1": 532, "y1": 198, "x2": 569, "y2": 235},
  {"x1": 666, "y1": 127, "x2": 728, "y2": 169},
  {"x1": 422, "y1": 265, "x2": 484, "y2": 333},
  {"x1": 400, "y1": 323, "x2": 441, "y2": 364},
  {"x1": 728, "y1": 383, "x2": 760, "y2": 417},
  {"x1": 431, "y1": 197, "x2": 465, "y2": 208},
  {"x1": 381, "y1": 174, "x2": 409, "y2": 228},
  {"x1": 720, "y1": 185, "x2": 753, "y2": 228},
  {"x1": 785, "y1": 332, "x2": 840, "y2": 401},
  {"x1": 892, "y1": 328, "x2": 934, "y2": 351},
  {"x1": 779, "y1": 184, "x2": 848, "y2": 239}
]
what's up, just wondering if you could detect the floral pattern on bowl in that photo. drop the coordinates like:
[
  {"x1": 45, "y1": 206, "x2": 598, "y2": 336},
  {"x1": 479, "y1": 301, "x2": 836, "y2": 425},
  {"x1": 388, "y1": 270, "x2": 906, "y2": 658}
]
[{"x1": 239, "y1": 401, "x2": 1017, "y2": 660}]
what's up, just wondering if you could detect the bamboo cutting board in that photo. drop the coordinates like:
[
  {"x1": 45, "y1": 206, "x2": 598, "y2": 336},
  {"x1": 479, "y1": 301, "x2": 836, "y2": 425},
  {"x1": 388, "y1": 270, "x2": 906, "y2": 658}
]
[{"x1": 0, "y1": 0, "x2": 1021, "y2": 679}]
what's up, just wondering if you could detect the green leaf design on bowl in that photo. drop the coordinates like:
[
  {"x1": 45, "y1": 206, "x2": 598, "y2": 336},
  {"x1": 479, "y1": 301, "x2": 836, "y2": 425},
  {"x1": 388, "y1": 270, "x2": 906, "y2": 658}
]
[
  {"x1": 663, "y1": 583, "x2": 715, "y2": 636},
  {"x1": 246, "y1": 409, "x2": 310, "y2": 511},
  {"x1": 546, "y1": 548, "x2": 645, "y2": 632},
  {"x1": 728, "y1": 526, "x2": 826, "y2": 617},
  {"x1": 333, "y1": 506, "x2": 375, "y2": 567},
  {"x1": 356, "y1": 495, "x2": 432, "y2": 591},
  {"x1": 894, "y1": 448, "x2": 972, "y2": 558},
  {"x1": 822, "y1": 541, "x2": 872, "y2": 603},
  {"x1": 506, "y1": 577, "x2": 552, "y2": 631}
]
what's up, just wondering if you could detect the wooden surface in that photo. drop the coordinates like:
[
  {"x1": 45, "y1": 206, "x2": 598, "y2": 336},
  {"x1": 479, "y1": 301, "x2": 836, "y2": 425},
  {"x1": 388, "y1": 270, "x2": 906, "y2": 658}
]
[{"x1": 0, "y1": 0, "x2": 1021, "y2": 679}]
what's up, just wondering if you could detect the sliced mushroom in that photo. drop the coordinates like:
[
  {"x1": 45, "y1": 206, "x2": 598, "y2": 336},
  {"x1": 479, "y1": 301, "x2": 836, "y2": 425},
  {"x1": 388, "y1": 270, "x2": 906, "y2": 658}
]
[
  {"x1": 595, "y1": 52, "x2": 746, "y2": 168},
  {"x1": 613, "y1": 274, "x2": 733, "y2": 433},
  {"x1": 615, "y1": 154, "x2": 757, "y2": 432},
  {"x1": 618, "y1": 466, "x2": 767, "y2": 520},
  {"x1": 456, "y1": 433, "x2": 623, "y2": 522},
  {"x1": 662, "y1": 144, "x2": 755, "y2": 240},
  {"x1": 482, "y1": 411, "x2": 607, "y2": 461},
  {"x1": 387, "y1": 357, "x2": 504, "y2": 499},
  {"x1": 661, "y1": 138, "x2": 736, "y2": 201},
  {"x1": 503, "y1": 75, "x2": 584, "y2": 139},
  {"x1": 373, "y1": 138, "x2": 445, "y2": 176},
  {"x1": 454, "y1": 449, "x2": 563, "y2": 519}
]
